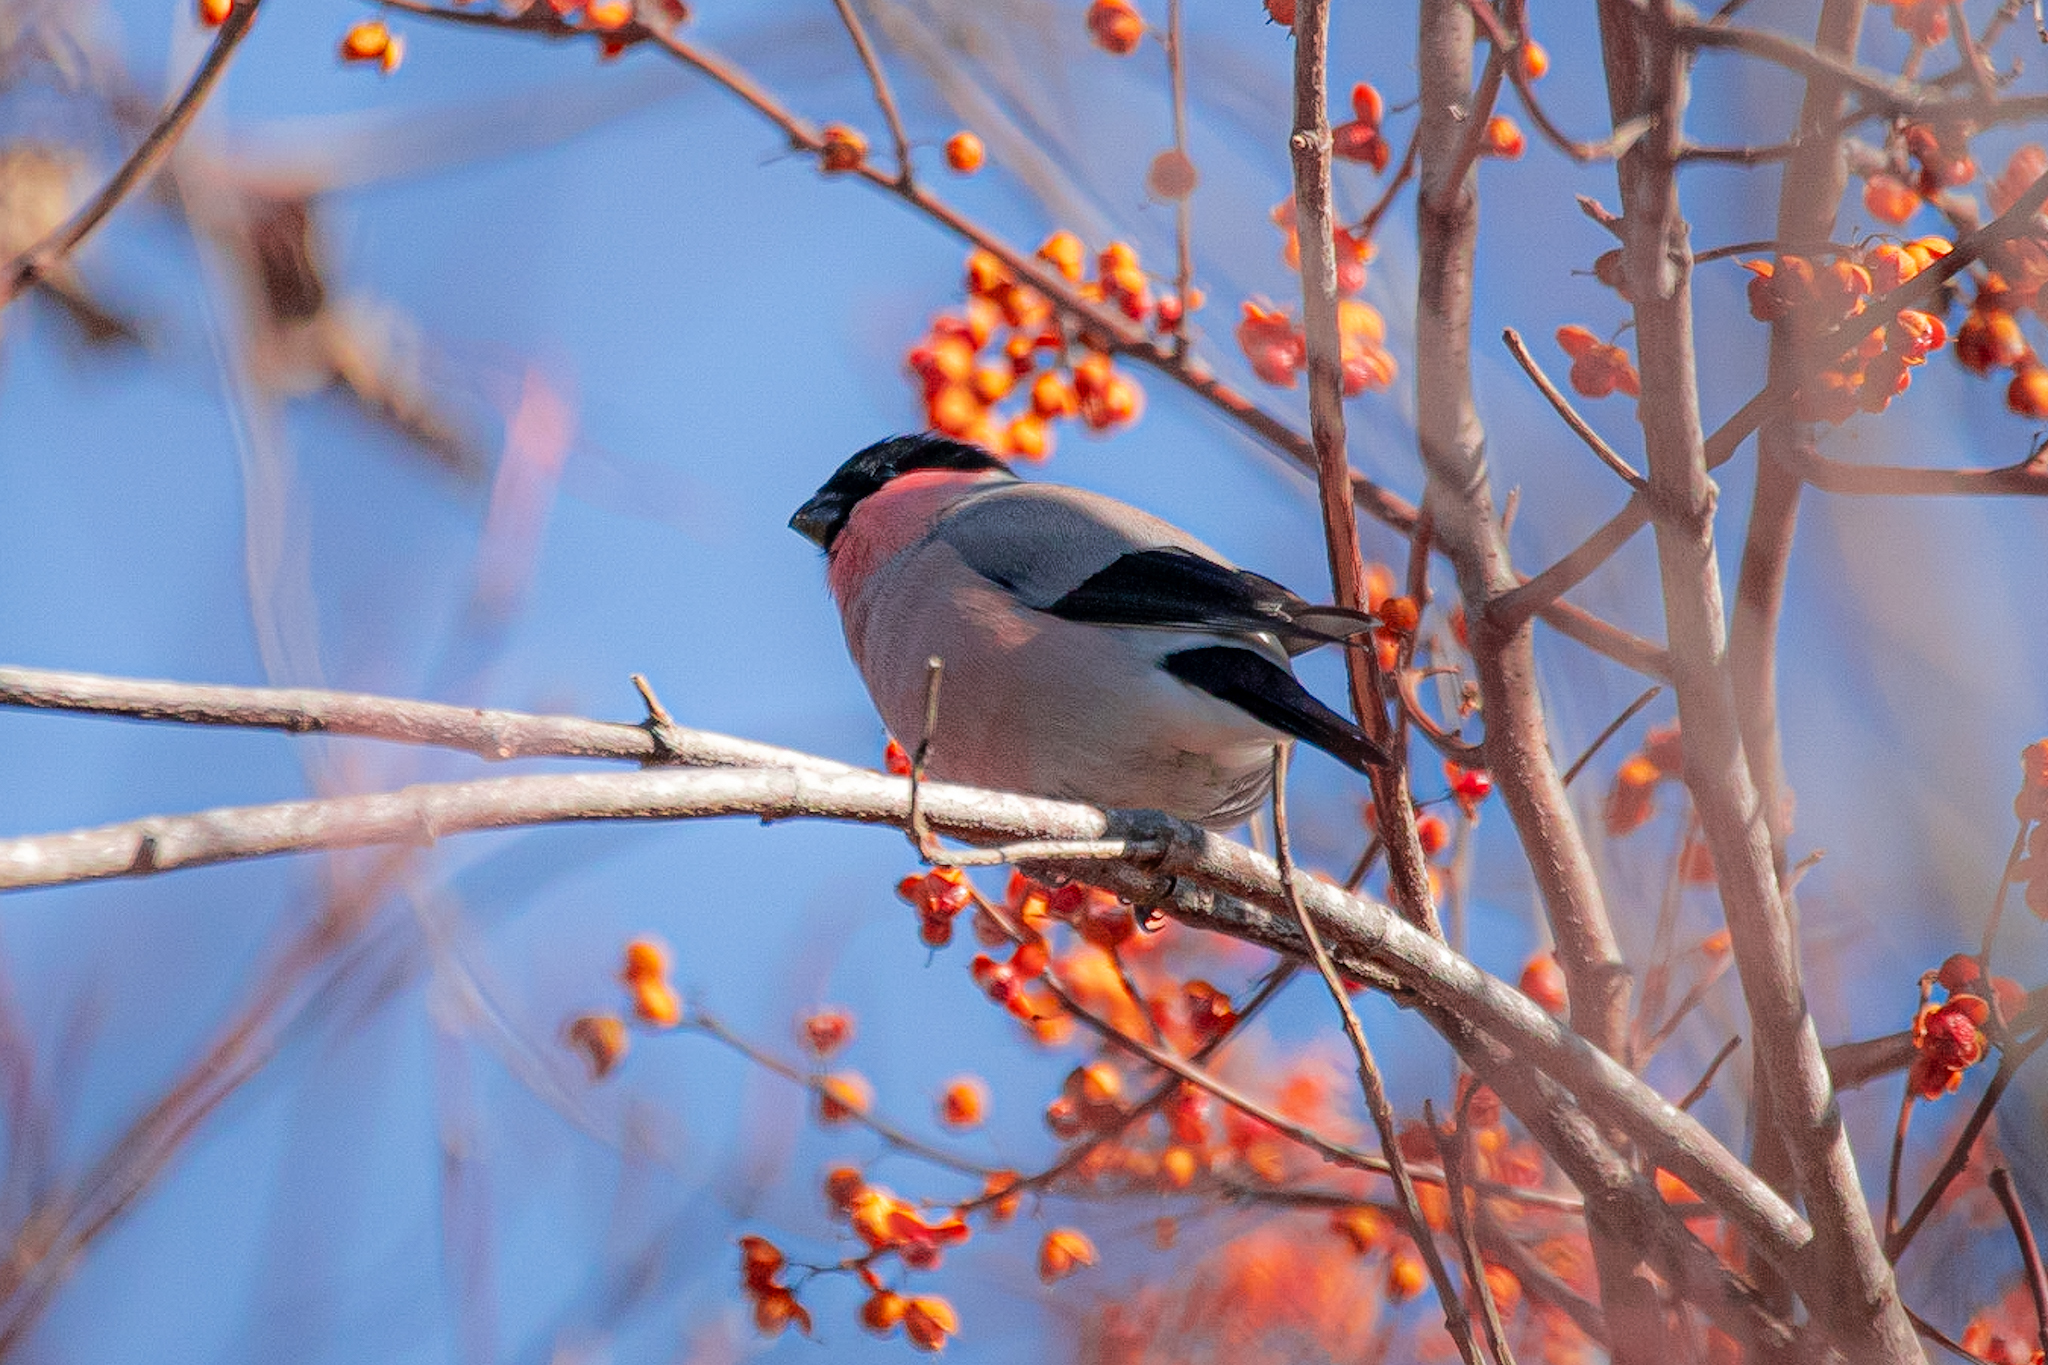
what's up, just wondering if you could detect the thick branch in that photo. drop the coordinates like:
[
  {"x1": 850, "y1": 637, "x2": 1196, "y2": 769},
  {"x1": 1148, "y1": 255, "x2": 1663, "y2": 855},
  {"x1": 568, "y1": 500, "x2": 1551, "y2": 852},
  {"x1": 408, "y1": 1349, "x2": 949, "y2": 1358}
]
[
  {"x1": 0, "y1": 746, "x2": 1816, "y2": 1275},
  {"x1": 1594, "y1": 3, "x2": 1916, "y2": 1357}
]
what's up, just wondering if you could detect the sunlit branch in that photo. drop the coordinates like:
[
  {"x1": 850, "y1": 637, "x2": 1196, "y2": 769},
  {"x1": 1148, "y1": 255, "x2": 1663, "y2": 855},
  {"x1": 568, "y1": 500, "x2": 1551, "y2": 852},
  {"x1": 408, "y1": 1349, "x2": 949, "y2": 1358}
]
[{"x1": 0, "y1": 740, "x2": 1816, "y2": 1273}]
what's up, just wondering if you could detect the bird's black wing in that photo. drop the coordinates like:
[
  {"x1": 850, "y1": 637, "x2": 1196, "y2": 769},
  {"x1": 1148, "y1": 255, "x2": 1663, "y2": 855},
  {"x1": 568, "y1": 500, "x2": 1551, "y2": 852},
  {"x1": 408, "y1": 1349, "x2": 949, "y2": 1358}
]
[
  {"x1": 1042, "y1": 548, "x2": 1374, "y2": 653},
  {"x1": 1162, "y1": 646, "x2": 1388, "y2": 773}
]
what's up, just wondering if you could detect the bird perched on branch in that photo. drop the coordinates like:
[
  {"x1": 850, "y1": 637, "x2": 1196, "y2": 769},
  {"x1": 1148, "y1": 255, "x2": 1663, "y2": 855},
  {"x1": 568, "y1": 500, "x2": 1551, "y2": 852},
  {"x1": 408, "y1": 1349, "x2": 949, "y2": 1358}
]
[{"x1": 791, "y1": 434, "x2": 1388, "y2": 828}]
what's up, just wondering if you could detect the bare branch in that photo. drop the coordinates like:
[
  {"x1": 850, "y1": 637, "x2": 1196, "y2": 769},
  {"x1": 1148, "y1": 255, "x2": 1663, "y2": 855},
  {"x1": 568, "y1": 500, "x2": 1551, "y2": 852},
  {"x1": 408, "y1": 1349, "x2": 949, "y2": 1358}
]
[
  {"x1": 1291, "y1": 0, "x2": 1440, "y2": 936},
  {"x1": 1989, "y1": 1167, "x2": 2048, "y2": 1361},
  {"x1": 1274, "y1": 748, "x2": 1481, "y2": 1365},
  {"x1": 3, "y1": 0, "x2": 268, "y2": 303},
  {"x1": 0, "y1": 732, "x2": 1817, "y2": 1274},
  {"x1": 830, "y1": 0, "x2": 914, "y2": 186},
  {"x1": 1501, "y1": 326, "x2": 1646, "y2": 489}
]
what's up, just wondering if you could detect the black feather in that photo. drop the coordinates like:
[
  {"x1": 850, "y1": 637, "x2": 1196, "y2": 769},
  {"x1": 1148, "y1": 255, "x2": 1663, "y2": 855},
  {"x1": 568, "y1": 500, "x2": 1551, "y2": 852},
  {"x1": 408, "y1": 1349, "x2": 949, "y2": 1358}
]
[
  {"x1": 1162, "y1": 646, "x2": 1388, "y2": 774},
  {"x1": 790, "y1": 434, "x2": 1013, "y2": 549},
  {"x1": 1045, "y1": 548, "x2": 1375, "y2": 654}
]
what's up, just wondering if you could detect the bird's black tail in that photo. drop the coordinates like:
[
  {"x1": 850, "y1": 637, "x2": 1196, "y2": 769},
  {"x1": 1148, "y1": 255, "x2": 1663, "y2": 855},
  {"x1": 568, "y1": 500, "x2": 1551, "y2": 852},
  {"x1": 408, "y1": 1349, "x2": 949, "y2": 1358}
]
[{"x1": 1161, "y1": 645, "x2": 1390, "y2": 773}]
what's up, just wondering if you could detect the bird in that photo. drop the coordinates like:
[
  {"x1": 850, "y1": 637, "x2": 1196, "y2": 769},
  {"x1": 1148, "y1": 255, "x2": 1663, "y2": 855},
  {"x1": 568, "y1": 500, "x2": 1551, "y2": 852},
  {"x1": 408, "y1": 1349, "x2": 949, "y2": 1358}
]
[{"x1": 790, "y1": 433, "x2": 1390, "y2": 829}]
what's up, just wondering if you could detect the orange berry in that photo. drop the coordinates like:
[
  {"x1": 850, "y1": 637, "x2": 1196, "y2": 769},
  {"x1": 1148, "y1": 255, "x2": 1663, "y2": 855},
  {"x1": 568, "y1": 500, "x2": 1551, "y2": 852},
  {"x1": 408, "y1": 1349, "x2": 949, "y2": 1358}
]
[
  {"x1": 1331, "y1": 1205, "x2": 1389, "y2": 1254},
  {"x1": 622, "y1": 936, "x2": 669, "y2": 984},
  {"x1": 1029, "y1": 370, "x2": 1078, "y2": 419},
  {"x1": 1863, "y1": 174, "x2": 1920, "y2": 226},
  {"x1": 938, "y1": 1075, "x2": 989, "y2": 1128},
  {"x1": 1086, "y1": 0, "x2": 1144, "y2": 54},
  {"x1": 1377, "y1": 594, "x2": 1419, "y2": 634},
  {"x1": 565, "y1": 1013, "x2": 629, "y2": 1078},
  {"x1": 824, "y1": 1165, "x2": 866, "y2": 1212},
  {"x1": 1555, "y1": 324, "x2": 1600, "y2": 360},
  {"x1": 801, "y1": 1007, "x2": 854, "y2": 1056},
  {"x1": 739, "y1": 1233, "x2": 785, "y2": 1290},
  {"x1": 817, "y1": 1071, "x2": 873, "y2": 1124},
  {"x1": 902, "y1": 1296, "x2": 958, "y2": 1352},
  {"x1": 926, "y1": 383, "x2": 984, "y2": 438},
  {"x1": 1386, "y1": 1252, "x2": 1428, "y2": 1302},
  {"x1": 1520, "y1": 951, "x2": 1568, "y2": 1013},
  {"x1": 1350, "y1": 82, "x2": 1384, "y2": 128},
  {"x1": 1481, "y1": 115, "x2": 1526, "y2": 160},
  {"x1": 1037, "y1": 230, "x2": 1086, "y2": 282},
  {"x1": 1415, "y1": 812, "x2": 1450, "y2": 858},
  {"x1": 944, "y1": 131, "x2": 984, "y2": 174},
  {"x1": 339, "y1": 19, "x2": 390, "y2": 61},
  {"x1": 1005, "y1": 413, "x2": 1053, "y2": 461},
  {"x1": 751, "y1": 1287, "x2": 811, "y2": 1337},
  {"x1": 820, "y1": 123, "x2": 868, "y2": 173},
  {"x1": 1146, "y1": 148, "x2": 1198, "y2": 200},
  {"x1": 980, "y1": 1170, "x2": 1023, "y2": 1222},
  {"x1": 965, "y1": 248, "x2": 1010, "y2": 296},
  {"x1": 198, "y1": 0, "x2": 233, "y2": 26},
  {"x1": 1074, "y1": 1060, "x2": 1123, "y2": 1109},
  {"x1": 631, "y1": 978, "x2": 682, "y2": 1029},
  {"x1": 2008, "y1": 362, "x2": 2048, "y2": 418},
  {"x1": 861, "y1": 1289, "x2": 908, "y2": 1336},
  {"x1": 1518, "y1": 39, "x2": 1549, "y2": 80},
  {"x1": 1265, "y1": 0, "x2": 1295, "y2": 23},
  {"x1": 1958, "y1": 308, "x2": 2028, "y2": 375},
  {"x1": 1159, "y1": 1145, "x2": 1198, "y2": 1190},
  {"x1": 970, "y1": 364, "x2": 1014, "y2": 405},
  {"x1": 585, "y1": 0, "x2": 631, "y2": 28},
  {"x1": 1038, "y1": 1227, "x2": 1098, "y2": 1282}
]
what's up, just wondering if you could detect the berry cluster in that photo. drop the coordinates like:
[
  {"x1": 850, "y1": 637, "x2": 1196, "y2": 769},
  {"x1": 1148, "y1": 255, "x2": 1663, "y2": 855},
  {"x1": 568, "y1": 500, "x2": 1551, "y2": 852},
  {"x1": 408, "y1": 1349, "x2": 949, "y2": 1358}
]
[{"x1": 903, "y1": 238, "x2": 1171, "y2": 460}]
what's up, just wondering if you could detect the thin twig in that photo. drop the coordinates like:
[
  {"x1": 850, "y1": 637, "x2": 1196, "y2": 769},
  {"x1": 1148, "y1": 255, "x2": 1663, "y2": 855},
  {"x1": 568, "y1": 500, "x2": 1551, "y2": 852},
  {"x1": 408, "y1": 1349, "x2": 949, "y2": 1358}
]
[
  {"x1": 1501, "y1": 327, "x2": 1645, "y2": 489},
  {"x1": 1428, "y1": 1095, "x2": 1518, "y2": 1365},
  {"x1": 1675, "y1": 1036, "x2": 1743, "y2": 1112},
  {"x1": 1560, "y1": 685, "x2": 1663, "y2": 789},
  {"x1": 1989, "y1": 1167, "x2": 2048, "y2": 1360},
  {"x1": 690, "y1": 1009, "x2": 992, "y2": 1176},
  {"x1": 907, "y1": 656, "x2": 943, "y2": 858},
  {"x1": 3, "y1": 0, "x2": 267, "y2": 304},
  {"x1": 1889, "y1": 1027, "x2": 2048, "y2": 1257},
  {"x1": 1164, "y1": 0, "x2": 1194, "y2": 359},
  {"x1": 1356, "y1": 125, "x2": 1422, "y2": 243},
  {"x1": 1291, "y1": 0, "x2": 1440, "y2": 938},
  {"x1": 1272, "y1": 747, "x2": 1481, "y2": 1365},
  {"x1": 829, "y1": 0, "x2": 913, "y2": 186}
]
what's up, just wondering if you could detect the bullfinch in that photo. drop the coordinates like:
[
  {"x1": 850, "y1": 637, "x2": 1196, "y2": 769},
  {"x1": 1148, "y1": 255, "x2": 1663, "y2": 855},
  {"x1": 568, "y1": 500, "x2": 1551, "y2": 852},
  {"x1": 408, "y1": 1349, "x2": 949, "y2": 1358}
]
[{"x1": 790, "y1": 434, "x2": 1389, "y2": 828}]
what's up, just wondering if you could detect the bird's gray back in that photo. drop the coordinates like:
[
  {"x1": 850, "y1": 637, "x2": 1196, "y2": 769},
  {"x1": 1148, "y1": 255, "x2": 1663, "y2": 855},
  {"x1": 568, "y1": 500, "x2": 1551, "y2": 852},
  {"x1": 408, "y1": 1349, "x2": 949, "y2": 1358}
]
[{"x1": 930, "y1": 482, "x2": 1231, "y2": 609}]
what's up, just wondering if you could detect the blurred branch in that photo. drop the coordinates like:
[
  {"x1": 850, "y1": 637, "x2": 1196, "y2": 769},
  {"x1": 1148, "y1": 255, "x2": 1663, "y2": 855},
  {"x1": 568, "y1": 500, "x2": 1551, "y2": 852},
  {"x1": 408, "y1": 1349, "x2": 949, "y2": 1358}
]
[
  {"x1": 1789, "y1": 446, "x2": 2048, "y2": 497},
  {"x1": 1, "y1": 0, "x2": 267, "y2": 304}
]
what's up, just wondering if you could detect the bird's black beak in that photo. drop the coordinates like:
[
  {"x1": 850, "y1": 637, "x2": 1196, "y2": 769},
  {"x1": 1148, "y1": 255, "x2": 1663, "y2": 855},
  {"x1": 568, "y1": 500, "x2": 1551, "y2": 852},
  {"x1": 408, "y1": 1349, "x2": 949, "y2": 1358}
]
[{"x1": 789, "y1": 492, "x2": 843, "y2": 549}]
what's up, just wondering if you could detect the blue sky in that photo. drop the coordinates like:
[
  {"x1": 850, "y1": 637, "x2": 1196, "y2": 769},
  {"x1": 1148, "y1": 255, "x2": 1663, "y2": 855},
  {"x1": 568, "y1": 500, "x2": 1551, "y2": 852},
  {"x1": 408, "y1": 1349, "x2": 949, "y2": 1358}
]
[{"x1": 3, "y1": 0, "x2": 2047, "y2": 1359}]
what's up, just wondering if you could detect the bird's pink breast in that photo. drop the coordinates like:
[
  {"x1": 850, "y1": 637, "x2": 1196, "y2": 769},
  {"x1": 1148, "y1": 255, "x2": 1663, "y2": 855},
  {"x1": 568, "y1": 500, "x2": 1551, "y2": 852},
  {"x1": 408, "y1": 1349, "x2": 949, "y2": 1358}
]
[{"x1": 826, "y1": 468, "x2": 999, "y2": 604}]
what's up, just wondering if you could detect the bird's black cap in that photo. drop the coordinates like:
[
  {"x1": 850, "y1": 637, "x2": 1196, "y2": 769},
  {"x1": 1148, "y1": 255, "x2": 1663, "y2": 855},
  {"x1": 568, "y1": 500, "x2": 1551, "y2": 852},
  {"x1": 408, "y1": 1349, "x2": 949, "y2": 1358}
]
[{"x1": 789, "y1": 433, "x2": 1013, "y2": 549}]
